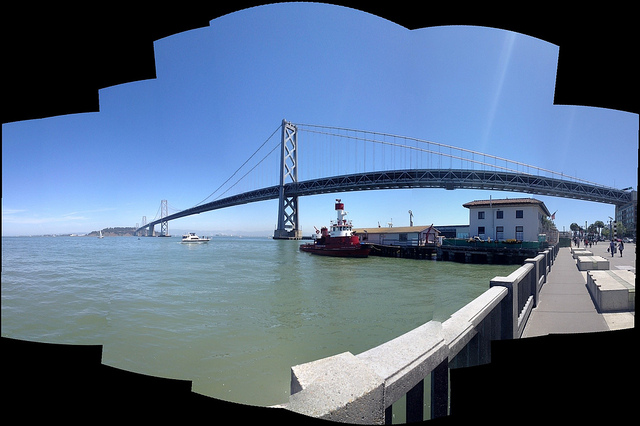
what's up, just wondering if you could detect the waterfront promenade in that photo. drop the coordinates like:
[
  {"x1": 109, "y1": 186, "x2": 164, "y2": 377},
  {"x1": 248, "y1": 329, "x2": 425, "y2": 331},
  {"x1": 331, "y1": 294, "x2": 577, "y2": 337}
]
[{"x1": 523, "y1": 241, "x2": 635, "y2": 337}]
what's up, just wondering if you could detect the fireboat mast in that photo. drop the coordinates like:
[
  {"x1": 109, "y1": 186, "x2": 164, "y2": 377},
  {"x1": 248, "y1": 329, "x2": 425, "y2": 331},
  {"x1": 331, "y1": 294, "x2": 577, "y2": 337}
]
[
  {"x1": 335, "y1": 199, "x2": 347, "y2": 223},
  {"x1": 331, "y1": 199, "x2": 353, "y2": 237}
]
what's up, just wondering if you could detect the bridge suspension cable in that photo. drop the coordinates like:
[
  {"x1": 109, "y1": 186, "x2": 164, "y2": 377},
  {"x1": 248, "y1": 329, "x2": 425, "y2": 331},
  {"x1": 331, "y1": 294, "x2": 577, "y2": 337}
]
[
  {"x1": 167, "y1": 202, "x2": 184, "y2": 213},
  {"x1": 193, "y1": 123, "x2": 282, "y2": 207},
  {"x1": 150, "y1": 202, "x2": 162, "y2": 222},
  {"x1": 212, "y1": 140, "x2": 281, "y2": 201},
  {"x1": 296, "y1": 123, "x2": 616, "y2": 189}
]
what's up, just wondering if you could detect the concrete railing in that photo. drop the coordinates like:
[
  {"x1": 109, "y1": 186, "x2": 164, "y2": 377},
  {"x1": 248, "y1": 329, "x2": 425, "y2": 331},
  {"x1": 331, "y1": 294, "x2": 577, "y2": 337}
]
[
  {"x1": 279, "y1": 245, "x2": 558, "y2": 424},
  {"x1": 490, "y1": 246, "x2": 556, "y2": 340}
]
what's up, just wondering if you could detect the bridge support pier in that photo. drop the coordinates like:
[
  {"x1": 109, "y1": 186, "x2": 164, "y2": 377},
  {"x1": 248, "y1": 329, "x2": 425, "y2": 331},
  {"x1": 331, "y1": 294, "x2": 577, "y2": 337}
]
[
  {"x1": 160, "y1": 199, "x2": 169, "y2": 237},
  {"x1": 274, "y1": 120, "x2": 302, "y2": 240}
]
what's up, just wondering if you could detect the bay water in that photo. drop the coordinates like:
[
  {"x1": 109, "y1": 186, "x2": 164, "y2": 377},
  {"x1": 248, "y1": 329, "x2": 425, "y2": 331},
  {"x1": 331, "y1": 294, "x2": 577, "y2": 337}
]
[{"x1": 2, "y1": 236, "x2": 517, "y2": 406}]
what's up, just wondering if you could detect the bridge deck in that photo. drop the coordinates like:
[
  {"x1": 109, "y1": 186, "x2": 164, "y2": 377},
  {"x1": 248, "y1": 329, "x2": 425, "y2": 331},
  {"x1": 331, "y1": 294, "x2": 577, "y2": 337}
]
[
  {"x1": 522, "y1": 242, "x2": 635, "y2": 337},
  {"x1": 135, "y1": 166, "x2": 633, "y2": 236}
]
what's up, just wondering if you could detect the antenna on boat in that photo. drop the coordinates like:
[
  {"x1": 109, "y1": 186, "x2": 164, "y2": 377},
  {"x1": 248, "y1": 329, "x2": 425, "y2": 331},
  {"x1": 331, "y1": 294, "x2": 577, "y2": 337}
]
[{"x1": 409, "y1": 210, "x2": 413, "y2": 227}]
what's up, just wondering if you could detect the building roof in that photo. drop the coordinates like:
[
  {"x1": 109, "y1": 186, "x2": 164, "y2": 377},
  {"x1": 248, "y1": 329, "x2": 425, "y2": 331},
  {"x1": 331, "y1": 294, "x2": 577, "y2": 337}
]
[
  {"x1": 462, "y1": 198, "x2": 551, "y2": 217},
  {"x1": 352, "y1": 225, "x2": 439, "y2": 235}
]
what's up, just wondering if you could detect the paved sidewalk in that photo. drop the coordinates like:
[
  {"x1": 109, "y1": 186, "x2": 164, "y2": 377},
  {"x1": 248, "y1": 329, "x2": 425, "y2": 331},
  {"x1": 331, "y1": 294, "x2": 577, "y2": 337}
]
[{"x1": 522, "y1": 242, "x2": 635, "y2": 338}]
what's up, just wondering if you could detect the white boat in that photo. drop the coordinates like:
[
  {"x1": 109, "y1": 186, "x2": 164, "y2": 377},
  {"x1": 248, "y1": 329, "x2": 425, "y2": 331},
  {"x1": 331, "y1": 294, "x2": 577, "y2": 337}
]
[
  {"x1": 181, "y1": 232, "x2": 210, "y2": 243},
  {"x1": 98, "y1": 230, "x2": 104, "y2": 239}
]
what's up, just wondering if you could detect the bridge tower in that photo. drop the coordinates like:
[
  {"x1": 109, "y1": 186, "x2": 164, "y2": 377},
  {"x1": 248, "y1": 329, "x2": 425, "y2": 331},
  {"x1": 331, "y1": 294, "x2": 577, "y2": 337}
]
[
  {"x1": 273, "y1": 120, "x2": 302, "y2": 240},
  {"x1": 135, "y1": 216, "x2": 148, "y2": 237},
  {"x1": 160, "y1": 200, "x2": 169, "y2": 237}
]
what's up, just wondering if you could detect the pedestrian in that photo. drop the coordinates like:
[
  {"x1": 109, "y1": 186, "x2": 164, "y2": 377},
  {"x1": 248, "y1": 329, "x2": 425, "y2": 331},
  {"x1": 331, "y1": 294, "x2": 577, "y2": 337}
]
[
  {"x1": 619, "y1": 240, "x2": 624, "y2": 257},
  {"x1": 609, "y1": 240, "x2": 615, "y2": 257}
]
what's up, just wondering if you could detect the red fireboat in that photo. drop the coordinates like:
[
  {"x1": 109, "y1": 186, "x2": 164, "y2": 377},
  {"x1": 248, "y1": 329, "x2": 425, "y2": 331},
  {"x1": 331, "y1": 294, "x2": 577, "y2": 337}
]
[{"x1": 299, "y1": 199, "x2": 371, "y2": 258}]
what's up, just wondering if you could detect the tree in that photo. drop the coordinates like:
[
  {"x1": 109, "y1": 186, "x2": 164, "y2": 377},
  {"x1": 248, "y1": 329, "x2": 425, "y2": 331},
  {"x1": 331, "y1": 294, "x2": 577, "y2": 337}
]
[
  {"x1": 594, "y1": 220, "x2": 605, "y2": 236},
  {"x1": 570, "y1": 223, "x2": 580, "y2": 236},
  {"x1": 541, "y1": 216, "x2": 557, "y2": 231}
]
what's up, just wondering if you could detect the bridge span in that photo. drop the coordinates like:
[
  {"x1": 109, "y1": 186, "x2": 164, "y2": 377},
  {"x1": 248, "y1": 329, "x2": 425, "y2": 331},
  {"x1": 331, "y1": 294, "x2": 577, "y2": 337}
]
[
  {"x1": 134, "y1": 120, "x2": 632, "y2": 237},
  {"x1": 134, "y1": 168, "x2": 631, "y2": 236}
]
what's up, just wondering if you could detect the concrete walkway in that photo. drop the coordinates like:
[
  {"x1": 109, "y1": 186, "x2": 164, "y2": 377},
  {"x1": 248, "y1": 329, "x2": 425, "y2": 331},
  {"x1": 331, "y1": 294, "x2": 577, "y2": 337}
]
[{"x1": 522, "y1": 241, "x2": 635, "y2": 338}]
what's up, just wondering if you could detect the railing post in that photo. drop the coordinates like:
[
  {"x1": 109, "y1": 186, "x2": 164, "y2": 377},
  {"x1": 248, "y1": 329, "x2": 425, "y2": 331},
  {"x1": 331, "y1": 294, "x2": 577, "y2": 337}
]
[
  {"x1": 525, "y1": 256, "x2": 541, "y2": 307},
  {"x1": 490, "y1": 278, "x2": 515, "y2": 340},
  {"x1": 406, "y1": 379, "x2": 424, "y2": 423},
  {"x1": 431, "y1": 358, "x2": 449, "y2": 419}
]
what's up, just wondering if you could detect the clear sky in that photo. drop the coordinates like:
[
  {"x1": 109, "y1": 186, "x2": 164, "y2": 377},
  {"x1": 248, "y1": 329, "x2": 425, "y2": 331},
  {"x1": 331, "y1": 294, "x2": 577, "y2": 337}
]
[{"x1": 2, "y1": 3, "x2": 638, "y2": 236}]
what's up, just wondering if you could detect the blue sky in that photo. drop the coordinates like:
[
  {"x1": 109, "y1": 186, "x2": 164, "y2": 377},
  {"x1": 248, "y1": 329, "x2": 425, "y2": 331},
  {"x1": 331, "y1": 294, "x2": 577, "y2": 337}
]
[{"x1": 2, "y1": 3, "x2": 638, "y2": 236}]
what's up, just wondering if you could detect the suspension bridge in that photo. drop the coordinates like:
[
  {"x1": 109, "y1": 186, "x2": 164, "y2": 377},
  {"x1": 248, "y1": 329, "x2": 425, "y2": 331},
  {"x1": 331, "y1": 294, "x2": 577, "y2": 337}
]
[{"x1": 134, "y1": 119, "x2": 633, "y2": 238}]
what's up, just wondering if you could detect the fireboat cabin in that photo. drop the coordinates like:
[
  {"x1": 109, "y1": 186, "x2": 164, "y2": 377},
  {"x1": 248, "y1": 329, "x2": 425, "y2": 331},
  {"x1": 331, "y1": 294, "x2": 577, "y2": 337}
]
[
  {"x1": 353, "y1": 225, "x2": 440, "y2": 246},
  {"x1": 463, "y1": 197, "x2": 552, "y2": 242}
]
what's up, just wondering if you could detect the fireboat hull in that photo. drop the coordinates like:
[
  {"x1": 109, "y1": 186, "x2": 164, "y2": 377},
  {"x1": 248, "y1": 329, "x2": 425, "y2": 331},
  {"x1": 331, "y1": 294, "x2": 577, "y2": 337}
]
[{"x1": 299, "y1": 243, "x2": 371, "y2": 258}]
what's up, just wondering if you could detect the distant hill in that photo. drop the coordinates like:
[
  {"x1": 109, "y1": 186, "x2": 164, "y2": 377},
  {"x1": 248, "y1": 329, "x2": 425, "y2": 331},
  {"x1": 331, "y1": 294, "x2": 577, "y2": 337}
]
[{"x1": 87, "y1": 227, "x2": 137, "y2": 237}]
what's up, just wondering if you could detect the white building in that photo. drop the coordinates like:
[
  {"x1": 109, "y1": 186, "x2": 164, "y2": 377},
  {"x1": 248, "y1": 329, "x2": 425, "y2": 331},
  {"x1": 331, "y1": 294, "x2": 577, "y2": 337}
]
[{"x1": 463, "y1": 198, "x2": 551, "y2": 242}]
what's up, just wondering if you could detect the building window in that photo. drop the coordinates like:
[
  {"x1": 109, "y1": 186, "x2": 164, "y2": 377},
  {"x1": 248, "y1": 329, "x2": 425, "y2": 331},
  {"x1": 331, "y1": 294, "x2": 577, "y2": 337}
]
[
  {"x1": 399, "y1": 233, "x2": 408, "y2": 242},
  {"x1": 496, "y1": 210, "x2": 503, "y2": 219},
  {"x1": 478, "y1": 226, "x2": 485, "y2": 236},
  {"x1": 516, "y1": 210, "x2": 523, "y2": 218},
  {"x1": 478, "y1": 211, "x2": 485, "y2": 219},
  {"x1": 496, "y1": 226, "x2": 504, "y2": 240},
  {"x1": 516, "y1": 226, "x2": 524, "y2": 240}
]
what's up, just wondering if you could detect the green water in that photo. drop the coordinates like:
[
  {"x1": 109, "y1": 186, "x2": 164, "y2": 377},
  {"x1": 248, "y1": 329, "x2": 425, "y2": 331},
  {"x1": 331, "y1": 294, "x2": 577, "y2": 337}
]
[{"x1": 2, "y1": 236, "x2": 517, "y2": 406}]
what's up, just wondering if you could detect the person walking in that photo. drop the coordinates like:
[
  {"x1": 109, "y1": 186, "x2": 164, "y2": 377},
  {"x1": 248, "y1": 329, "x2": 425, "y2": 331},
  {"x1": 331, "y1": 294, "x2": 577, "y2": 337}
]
[
  {"x1": 619, "y1": 240, "x2": 624, "y2": 257},
  {"x1": 609, "y1": 239, "x2": 616, "y2": 257}
]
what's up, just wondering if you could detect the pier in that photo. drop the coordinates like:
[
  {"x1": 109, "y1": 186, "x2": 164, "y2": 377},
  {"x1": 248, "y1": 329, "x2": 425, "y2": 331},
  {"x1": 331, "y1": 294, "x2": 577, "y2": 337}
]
[
  {"x1": 368, "y1": 243, "x2": 438, "y2": 259},
  {"x1": 437, "y1": 240, "x2": 546, "y2": 264},
  {"x1": 279, "y1": 242, "x2": 635, "y2": 423},
  {"x1": 368, "y1": 240, "x2": 550, "y2": 264}
]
